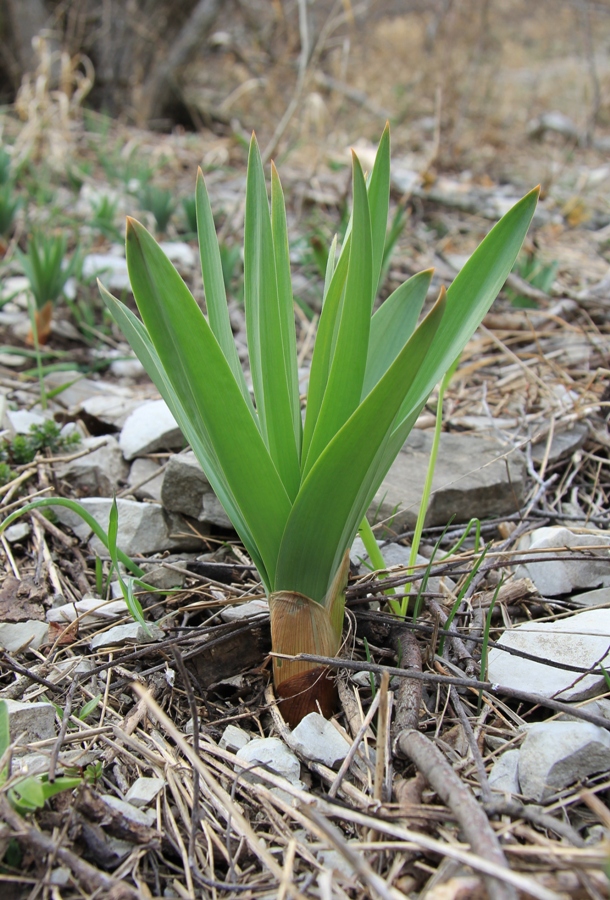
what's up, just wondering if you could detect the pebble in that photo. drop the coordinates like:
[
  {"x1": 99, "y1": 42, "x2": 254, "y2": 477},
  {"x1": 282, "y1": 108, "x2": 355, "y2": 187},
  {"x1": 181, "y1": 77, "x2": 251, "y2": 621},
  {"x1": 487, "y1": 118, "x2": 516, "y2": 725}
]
[
  {"x1": 3, "y1": 699, "x2": 56, "y2": 744},
  {"x1": 518, "y1": 721, "x2": 610, "y2": 802},
  {"x1": 292, "y1": 713, "x2": 350, "y2": 769},
  {"x1": 0, "y1": 620, "x2": 49, "y2": 652},
  {"x1": 220, "y1": 599, "x2": 269, "y2": 623},
  {"x1": 125, "y1": 777, "x2": 165, "y2": 808},
  {"x1": 219, "y1": 724, "x2": 251, "y2": 753},
  {"x1": 488, "y1": 749, "x2": 521, "y2": 794},
  {"x1": 89, "y1": 622, "x2": 165, "y2": 650},
  {"x1": 515, "y1": 526, "x2": 610, "y2": 596},
  {"x1": 119, "y1": 400, "x2": 184, "y2": 460},
  {"x1": 235, "y1": 737, "x2": 304, "y2": 788}
]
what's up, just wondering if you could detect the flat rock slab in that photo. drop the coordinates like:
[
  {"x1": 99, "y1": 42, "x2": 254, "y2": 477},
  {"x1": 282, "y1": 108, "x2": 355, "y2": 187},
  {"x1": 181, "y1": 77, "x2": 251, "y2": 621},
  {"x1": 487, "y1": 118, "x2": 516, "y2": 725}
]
[
  {"x1": 518, "y1": 721, "x2": 610, "y2": 801},
  {"x1": 369, "y1": 429, "x2": 526, "y2": 532},
  {"x1": 119, "y1": 400, "x2": 185, "y2": 460},
  {"x1": 125, "y1": 777, "x2": 165, "y2": 808},
  {"x1": 55, "y1": 435, "x2": 128, "y2": 497},
  {"x1": 292, "y1": 713, "x2": 350, "y2": 769},
  {"x1": 515, "y1": 526, "x2": 610, "y2": 596},
  {"x1": 530, "y1": 423, "x2": 588, "y2": 465},
  {"x1": 220, "y1": 725, "x2": 251, "y2": 753},
  {"x1": 4, "y1": 699, "x2": 56, "y2": 743},
  {"x1": 489, "y1": 749, "x2": 521, "y2": 794},
  {"x1": 0, "y1": 620, "x2": 48, "y2": 651},
  {"x1": 487, "y1": 608, "x2": 610, "y2": 702},
  {"x1": 90, "y1": 622, "x2": 164, "y2": 650},
  {"x1": 235, "y1": 737, "x2": 303, "y2": 788}
]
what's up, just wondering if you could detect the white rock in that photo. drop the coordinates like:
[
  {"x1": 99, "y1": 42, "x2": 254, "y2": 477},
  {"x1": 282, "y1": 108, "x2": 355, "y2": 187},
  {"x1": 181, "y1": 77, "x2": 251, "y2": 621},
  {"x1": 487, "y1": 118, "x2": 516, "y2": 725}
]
[
  {"x1": 487, "y1": 608, "x2": 610, "y2": 702},
  {"x1": 83, "y1": 253, "x2": 131, "y2": 291},
  {"x1": 160, "y1": 451, "x2": 232, "y2": 528},
  {"x1": 219, "y1": 724, "x2": 251, "y2": 753},
  {"x1": 53, "y1": 497, "x2": 177, "y2": 555},
  {"x1": 3, "y1": 699, "x2": 56, "y2": 743},
  {"x1": 488, "y1": 749, "x2": 521, "y2": 794},
  {"x1": 292, "y1": 713, "x2": 350, "y2": 769},
  {"x1": 119, "y1": 400, "x2": 184, "y2": 460},
  {"x1": 55, "y1": 435, "x2": 128, "y2": 497},
  {"x1": 109, "y1": 357, "x2": 146, "y2": 379},
  {"x1": 220, "y1": 599, "x2": 268, "y2": 623},
  {"x1": 515, "y1": 527, "x2": 610, "y2": 596},
  {"x1": 518, "y1": 721, "x2": 610, "y2": 801},
  {"x1": 572, "y1": 587, "x2": 610, "y2": 607},
  {"x1": 125, "y1": 777, "x2": 165, "y2": 808},
  {"x1": 158, "y1": 241, "x2": 196, "y2": 269},
  {"x1": 235, "y1": 737, "x2": 303, "y2": 788},
  {"x1": 5, "y1": 408, "x2": 47, "y2": 434},
  {"x1": 128, "y1": 457, "x2": 164, "y2": 502},
  {"x1": 4, "y1": 523, "x2": 30, "y2": 543},
  {"x1": 81, "y1": 393, "x2": 141, "y2": 430},
  {"x1": 101, "y1": 794, "x2": 157, "y2": 827},
  {"x1": 47, "y1": 596, "x2": 128, "y2": 624},
  {"x1": 0, "y1": 621, "x2": 48, "y2": 652},
  {"x1": 89, "y1": 622, "x2": 164, "y2": 650}
]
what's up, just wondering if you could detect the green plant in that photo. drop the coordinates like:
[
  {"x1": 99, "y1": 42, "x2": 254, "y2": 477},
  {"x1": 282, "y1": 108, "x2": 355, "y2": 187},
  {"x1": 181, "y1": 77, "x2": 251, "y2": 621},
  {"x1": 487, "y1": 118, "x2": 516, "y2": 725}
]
[
  {"x1": 0, "y1": 183, "x2": 20, "y2": 237},
  {"x1": 0, "y1": 701, "x2": 80, "y2": 815},
  {"x1": 182, "y1": 195, "x2": 197, "y2": 234},
  {"x1": 91, "y1": 194, "x2": 121, "y2": 241},
  {"x1": 508, "y1": 250, "x2": 558, "y2": 309},
  {"x1": 4, "y1": 420, "x2": 80, "y2": 466},
  {"x1": 99, "y1": 125, "x2": 538, "y2": 725},
  {"x1": 0, "y1": 148, "x2": 11, "y2": 185},
  {"x1": 17, "y1": 232, "x2": 80, "y2": 343},
  {"x1": 139, "y1": 184, "x2": 175, "y2": 234}
]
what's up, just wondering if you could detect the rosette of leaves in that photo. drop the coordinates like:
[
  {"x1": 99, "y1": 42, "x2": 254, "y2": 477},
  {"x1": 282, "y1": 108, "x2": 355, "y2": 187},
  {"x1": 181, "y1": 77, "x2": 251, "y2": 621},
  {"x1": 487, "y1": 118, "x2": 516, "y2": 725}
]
[
  {"x1": 17, "y1": 232, "x2": 79, "y2": 345},
  {"x1": 101, "y1": 126, "x2": 538, "y2": 725}
]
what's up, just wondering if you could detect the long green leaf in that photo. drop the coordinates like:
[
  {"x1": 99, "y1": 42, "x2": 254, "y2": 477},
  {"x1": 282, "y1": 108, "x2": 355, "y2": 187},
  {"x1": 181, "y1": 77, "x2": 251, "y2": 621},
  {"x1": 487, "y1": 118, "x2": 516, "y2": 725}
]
[
  {"x1": 195, "y1": 169, "x2": 253, "y2": 410},
  {"x1": 363, "y1": 268, "x2": 433, "y2": 397},
  {"x1": 101, "y1": 287, "x2": 269, "y2": 583},
  {"x1": 302, "y1": 154, "x2": 373, "y2": 477},
  {"x1": 301, "y1": 236, "x2": 350, "y2": 463},
  {"x1": 275, "y1": 292, "x2": 445, "y2": 604},
  {"x1": 125, "y1": 218, "x2": 292, "y2": 585},
  {"x1": 271, "y1": 162, "x2": 302, "y2": 456},
  {"x1": 366, "y1": 122, "x2": 391, "y2": 299},
  {"x1": 243, "y1": 137, "x2": 300, "y2": 498}
]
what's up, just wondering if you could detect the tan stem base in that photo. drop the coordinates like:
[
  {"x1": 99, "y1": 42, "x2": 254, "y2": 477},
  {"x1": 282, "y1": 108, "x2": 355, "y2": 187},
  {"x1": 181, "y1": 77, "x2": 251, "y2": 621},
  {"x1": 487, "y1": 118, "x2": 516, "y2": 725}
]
[
  {"x1": 275, "y1": 666, "x2": 338, "y2": 727},
  {"x1": 26, "y1": 300, "x2": 53, "y2": 346}
]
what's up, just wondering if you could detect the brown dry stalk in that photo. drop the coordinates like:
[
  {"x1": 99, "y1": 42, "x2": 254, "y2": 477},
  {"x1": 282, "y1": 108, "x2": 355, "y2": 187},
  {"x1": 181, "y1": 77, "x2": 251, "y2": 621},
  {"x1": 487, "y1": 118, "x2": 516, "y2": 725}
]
[{"x1": 395, "y1": 728, "x2": 517, "y2": 900}]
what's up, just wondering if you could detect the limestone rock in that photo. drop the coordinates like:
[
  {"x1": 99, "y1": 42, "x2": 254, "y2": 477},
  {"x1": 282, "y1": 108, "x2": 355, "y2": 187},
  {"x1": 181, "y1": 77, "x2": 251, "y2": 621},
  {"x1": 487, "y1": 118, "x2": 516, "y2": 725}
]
[
  {"x1": 220, "y1": 599, "x2": 268, "y2": 623},
  {"x1": 5, "y1": 408, "x2": 48, "y2": 435},
  {"x1": 125, "y1": 777, "x2": 165, "y2": 808},
  {"x1": 89, "y1": 622, "x2": 164, "y2": 650},
  {"x1": 128, "y1": 457, "x2": 164, "y2": 502},
  {"x1": 55, "y1": 436, "x2": 128, "y2": 497},
  {"x1": 158, "y1": 241, "x2": 196, "y2": 270},
  {"x1": 518, "y1": 721, "x2": 610, "y2": 801},
  {"x1": 53, "y1": 497, "x2": 196, "y2": 555},
  {"x1": 515, "y1": 527, "x2": 610, "y2": 596},
  {"x1": 369, "y1": 429, "x2": 526, "y2": 533},
  {"x1": 487, "y1": 609, "x2": 610, "y2": 702},
  {"x1": 530, "y1": 423, "x2": 588, "y2": 465},
  {"x1": 83, "y1": 253, "x2": 131, "y2": 291},
  {"x1": 81, "y1": 393, "x2": 141, "y2": 430},
  {"x1": 350, "y1": 536, "x2": 456, "y2": 595},
  {"x1": 4, "y1": 699, "x2": 56, "y2": 743},
  {"x1": 572, "y1": 587, "x2": 610, "y2": 607},
  {"x1": 489, "y1": 749, "x2": 521, "y2": 794},
  {"x1": 0, "y1": 620, "x2": 48, "y2": 652},
  {"x1": 220, "y1": 725, "x2": 251, "y2": 753},
  {"x1": 292, "y1": 713, "x2": 350, "y2": 769},
  {"x1": 101, "y1": 794, "x2": 157, "y2": 828},
  {"x1": 4, "y1": 523, "x2": 30, "y2": 543},
  {"x1": 235, "y1": 737, "x2": 303, "y2": 788},
  {"x1": 161, "y1": 451, "x2": 232, "y2": 529},
  {"x1": 119, "y1": 400, "x2": 184, "y2": 460},
  {"x1": 47, "y1": 596, "x2": 128, "y2": 624}
]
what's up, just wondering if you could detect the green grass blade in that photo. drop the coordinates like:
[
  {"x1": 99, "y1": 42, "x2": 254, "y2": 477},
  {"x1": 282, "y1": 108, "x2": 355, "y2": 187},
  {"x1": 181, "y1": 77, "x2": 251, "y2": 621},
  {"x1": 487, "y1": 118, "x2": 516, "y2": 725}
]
[
  {"x1": 243, "y1": 136, "x2": 300, "y2": 498},
  {"x1": 195, "y1": 169, "x2": 253, "y2": 410},
  {"x1": 275, "y1": 292, "x2": 445, "y2": 604},
  {"x1": 108, "y1": 496, "x2": 148, "y2": 631},
  {"x1": 271, "y1": 162, "x2": 302, "y2": 456},
  {"x1": 301, "y1": 237, "x2": 350, "y2": 463},
  {"x1": 366, "y1": 122, "x2": 390, "y2": 299},
  {"x1": 302, "y1": 154, "x2": 373, "y2": 477},
  {"x1": 363, "y1": 268, "x2": 433, "y2": 397},
  {"x1": 125, "y1": 217, "x2": 292, "y2": 586}
]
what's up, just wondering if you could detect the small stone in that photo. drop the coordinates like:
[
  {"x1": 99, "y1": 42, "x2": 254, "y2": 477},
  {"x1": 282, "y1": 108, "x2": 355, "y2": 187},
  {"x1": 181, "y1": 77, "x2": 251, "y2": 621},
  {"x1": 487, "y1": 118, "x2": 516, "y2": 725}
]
[
  {"x1": 128, "y1": 457, "x2": 164, "y2": 502},
  {"x1": 531, "y1": 423, "x2": 588, "y2": 465},
  {"x1": 125, "y1": 777, "x2": 165, "y2": 808},
  {"x1": 4, "y1": 523, "x2": 30, "y2": 543},
  {"x1": 83, "y1": 253, "x2": 131, "y2": 291},
  {"x1": 49, "y1": 868, "x2": 71, "y2": 887},
  {"x1": 101, "y1": 794, "x2": 157, "y2": 827},
  {"x1": 220, "y1": 599, "x2": 268, "y2": 623},
  {"x1": 89, "y1": 622, "x2": 164, "y2": 650},
  {"x1": 5, "y1": 408, "x2": 47, "y2": 434},
  {"x1": 518, "y1": 721, "x2": 610, "y2": 802},
  {"x1": 55, "y1": 436, "x2": 128, "y2": 497},
  {"x1": 292, "y1": 713, "x2": 350, "y2": 769},
  {"x1": 487, "y1": 608, "x2": 610, "y2": 702},
  {"x1": 81, "y1": 393, "x2": 141, "y2": 430},
  {"x1": 44, "y1": 371, "x2": 112, "y2": 411},
  {"x1": 119, "y1": 400, "x2": 184, "y2": 460},
  {"x1": 571, "y1": 587, "x2": 610, "y2": 607},
  {"x1": 235, "y1": 737, "x2": 303, "y2": 787},
  {"x1": 139, "y1": 560, "x2": 187, "y2": 591},
  {"x1": 0, "y1": 621, "x2": 48, "y2": 652},
  {"x1": 369, "y1": 429, "x2": 526, "y2": 533},
  {"x1": 47, "y1": 596, "x2": 128, "y2": 624},
  {"x1": 488, "y1": 749, "x2": 521, "y2": 794},
  {"x1": 158, "y1": 241, "x2": 196, "y2": 269},
  {"x1": 109, "y1": 357, "x2": 146, "y2": 379},
  {"x1": 515, "y1": 527, "x2": 610, "y2": 596},
  {"x1": 219, "y1": 725, "x2": 251, "y2": 753},
  {"x1": 161, "y1": 451, "x2": 232, "y2": 528},
  {"x1": 3, "y1": 699, "x2": 56, "y2": 743}
]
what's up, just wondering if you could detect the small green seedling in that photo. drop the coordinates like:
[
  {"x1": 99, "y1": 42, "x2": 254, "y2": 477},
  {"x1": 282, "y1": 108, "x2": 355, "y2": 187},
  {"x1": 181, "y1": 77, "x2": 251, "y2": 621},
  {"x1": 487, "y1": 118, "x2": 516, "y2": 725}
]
[
  {"x1": 1, "y1": 420, "x2": 80, "y2": 467},
  {"x1": 17, "y1": 232, "x2": 80, "y2": 344},
  {"x1": 0, "y1": 183, "x2": 20, "y2": 237},
  {"x1": 139, "y1": 184, "x2": 175, "y2": 234}
]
